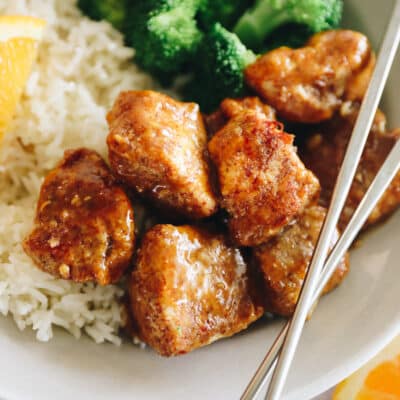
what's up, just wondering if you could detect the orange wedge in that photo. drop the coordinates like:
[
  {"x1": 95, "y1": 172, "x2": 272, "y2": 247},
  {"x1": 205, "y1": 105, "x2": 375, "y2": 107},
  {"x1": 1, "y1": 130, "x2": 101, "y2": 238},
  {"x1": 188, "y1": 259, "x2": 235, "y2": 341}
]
[
  {"x1": 333, "y1": 335, "x2": 400, "y2": 400},
  {"x1": 0, "y1": 15, "x2": 46, "y2": 138}
]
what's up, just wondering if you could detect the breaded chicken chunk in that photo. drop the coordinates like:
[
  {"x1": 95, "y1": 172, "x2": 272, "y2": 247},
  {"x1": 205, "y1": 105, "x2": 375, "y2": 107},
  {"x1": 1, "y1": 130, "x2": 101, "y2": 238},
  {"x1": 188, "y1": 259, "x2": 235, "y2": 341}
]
[
  {"x1": 24, "y1": 148, "x2": 135, "y2": 285},
  {"x1": 300, "y1": 104, "x2": 400, "y2": 230},
  {"x1": 245, "y1": 30, "x2": 374, "y2": 123},
  {"x1": 205, "y1": 96, "x2": 276, "y2": 136},
  {"x1": 253, "y1": 205, "x2": 349, "y2": 317},
  {"x1": 130, "y1": 224, "x2": 264, "y2": 356},
  {"x1": 107, "y1": 90, "x2": 217, "y2": 219},
  {"x1": 208, "y1": 111, "x2": 320, "y2": 246}
]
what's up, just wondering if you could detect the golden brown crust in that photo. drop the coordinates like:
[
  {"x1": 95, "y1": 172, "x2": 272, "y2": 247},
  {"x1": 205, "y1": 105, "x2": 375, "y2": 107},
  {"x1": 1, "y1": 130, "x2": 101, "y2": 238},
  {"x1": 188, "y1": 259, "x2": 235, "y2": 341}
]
[
  {"x1": 253, "y1": 205, "x2": 349, "y2": 317},
  {"x1": 23, "y1": 148, "x2": 135, "y2": 285},
  {"x1": 106, "y1": 91, "x2": 217, "y2": 219},
  {"x1": 130, "y1": 224, "x2": 264, "y2": 356},
  {"x1": 300, "y1": 105, "x2": 400, "y2": 230},
  {"x1": 245, "y1": 30, "x2": 374, "y2": 123},
  {"x1": 205, "y1": 97, "x2": 276, "y2": 136},
  {"x1": 208, "y1": 111, "x2": 320, "y2": 246}
]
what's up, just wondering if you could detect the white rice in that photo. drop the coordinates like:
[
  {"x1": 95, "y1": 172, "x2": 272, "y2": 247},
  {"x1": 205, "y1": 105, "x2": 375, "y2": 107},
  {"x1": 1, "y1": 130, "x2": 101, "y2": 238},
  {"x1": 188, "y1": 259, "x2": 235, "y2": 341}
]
[{"x1": 0, "y1": 0, "x2": 156, "y2": 343}]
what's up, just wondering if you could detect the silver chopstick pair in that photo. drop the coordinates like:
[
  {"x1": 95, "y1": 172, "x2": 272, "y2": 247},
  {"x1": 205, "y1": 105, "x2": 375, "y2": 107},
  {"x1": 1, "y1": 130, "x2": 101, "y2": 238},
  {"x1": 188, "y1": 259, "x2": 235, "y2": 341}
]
[{"x1": 242, "y1": 1, "x2": 400, "y2": 398}]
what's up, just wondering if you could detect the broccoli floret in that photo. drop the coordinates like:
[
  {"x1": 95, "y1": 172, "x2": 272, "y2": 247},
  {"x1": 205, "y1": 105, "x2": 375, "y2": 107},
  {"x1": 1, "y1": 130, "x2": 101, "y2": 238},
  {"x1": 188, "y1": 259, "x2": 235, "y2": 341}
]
[
  {"x1": 262, "y1": 23, "x2": 312, "y2": 51},
  {"x1": 197, "y1": 0, "x2": 253, "y2": 29},
  {"x1": 78, "y1": 0, "x2": 126, "y2": 31},
  {"x1": 184, "y1": 23, "x2": 256, "y2": 112},
  {"x1": 233, "y1": 0, "x2": 343, "y2": 50},
  {"x1": 125, "y1": 0, "x2": 203, "y2": 82}
]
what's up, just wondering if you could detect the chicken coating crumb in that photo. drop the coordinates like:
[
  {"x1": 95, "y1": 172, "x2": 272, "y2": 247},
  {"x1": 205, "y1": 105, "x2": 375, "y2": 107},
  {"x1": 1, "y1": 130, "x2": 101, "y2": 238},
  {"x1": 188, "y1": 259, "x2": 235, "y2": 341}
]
[
  {"x1": 300, "y1": 104, "x2": 400, "y2": 230},
  {"x1": 130, "y1": 224, "x2": 264, "y2": 356},
  {"x1": 205, "y1": 96, "x2": 276, "y2": 136},
  {"x1": 245, "y1": 30, "x2": 374, "y2": 123},
  {"x1": 23, "y1": 148, "x2": 135, "y2": 285},
  {"x1": 253, "y1": 205, "x2": 349, "y2": 317},
  {"x1": 107, "y1": 90, "x2": 217, "y2": 219},
  {"x1": 208, "y1": 111, "x2": 320, "y2": 246}
]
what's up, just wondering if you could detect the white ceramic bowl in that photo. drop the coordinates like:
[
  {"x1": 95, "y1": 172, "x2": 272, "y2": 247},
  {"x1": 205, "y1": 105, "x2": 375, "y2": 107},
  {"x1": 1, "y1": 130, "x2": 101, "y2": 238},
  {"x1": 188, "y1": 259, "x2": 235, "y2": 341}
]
[{"x1": 1, "y1": 0, "x2": 399, "y2": 399}]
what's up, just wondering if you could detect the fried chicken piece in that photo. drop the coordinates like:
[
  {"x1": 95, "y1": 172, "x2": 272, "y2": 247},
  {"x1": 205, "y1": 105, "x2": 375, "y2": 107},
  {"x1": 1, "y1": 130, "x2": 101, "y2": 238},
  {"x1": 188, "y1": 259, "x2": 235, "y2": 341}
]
[
  {"x1": 130, "y1": 224, "x2": 264, "y2": 356},
  {"x1": 245, "y1": 30, "x2": 374, "y2": 123},
  {"x1": 300, "y1": 104, "x2": 400, "y2": 230},
  {"x1": 23, "y1": 148, "x2": 135, "y2": 285},
  {"x1": 107, "y1": 90, "x2": 217, "y2": 219},
  {"x1": 205, "y1": 96, "x2": 276, "y2": 136},
  {"x1": 253, "y1": 205, "x2": 349, "y2": 317},
  {"x1": 208, "y1": 111, "x2": 320, "y2": 246}
]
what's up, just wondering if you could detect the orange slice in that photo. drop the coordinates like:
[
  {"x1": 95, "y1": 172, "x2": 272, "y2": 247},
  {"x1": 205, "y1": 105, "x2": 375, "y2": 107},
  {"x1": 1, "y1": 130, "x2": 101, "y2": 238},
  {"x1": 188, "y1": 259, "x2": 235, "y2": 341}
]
[
  {"x1": 0, "y1": 15, "x2": 46, "y2": 138},
  {"x1": 333, "y1": 335, "x2": 400, "y2": 399}
]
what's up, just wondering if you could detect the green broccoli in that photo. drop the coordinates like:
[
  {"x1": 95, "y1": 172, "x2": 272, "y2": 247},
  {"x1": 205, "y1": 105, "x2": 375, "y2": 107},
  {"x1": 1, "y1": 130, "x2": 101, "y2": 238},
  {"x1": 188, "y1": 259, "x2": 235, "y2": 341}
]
[
  {"x1": 197, "y1": 0, "x2": 253, "y2": 29},
  {"x1": 233, "y1": 0, "x2": 343, "y2": 50},
  {"x1": 262, "y1": 23, "x2": 313, "y2": 51},
  {"x1": 78, "y1": 0, "x2": 126, "y2": 31},
  {"x1": 125, "y1": 0, "x2": 203, "y2": 82},
  {"x1": 184, "y1": 23, "x2": 256, "y2": 112},
  {"x1": 78, "y1": 0, "x2": 344, "y2": 110}
]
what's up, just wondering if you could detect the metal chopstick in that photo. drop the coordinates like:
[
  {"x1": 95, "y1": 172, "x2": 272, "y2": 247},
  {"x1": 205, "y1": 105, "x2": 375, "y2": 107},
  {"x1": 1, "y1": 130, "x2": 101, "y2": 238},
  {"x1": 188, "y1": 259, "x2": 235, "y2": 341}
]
[
  {"x1": 241, "y1": 138, "x2": 400, "y2": 400},
  {"x1": 241, "y1": 1, "x2": 400, "y2": 398}
]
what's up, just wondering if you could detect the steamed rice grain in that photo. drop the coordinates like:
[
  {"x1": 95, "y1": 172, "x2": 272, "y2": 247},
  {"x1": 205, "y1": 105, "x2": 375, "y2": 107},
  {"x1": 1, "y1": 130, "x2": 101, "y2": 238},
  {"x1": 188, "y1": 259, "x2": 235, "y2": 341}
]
[{"x1": 0, "y1": 0, "x2": 156, "y2": 343}]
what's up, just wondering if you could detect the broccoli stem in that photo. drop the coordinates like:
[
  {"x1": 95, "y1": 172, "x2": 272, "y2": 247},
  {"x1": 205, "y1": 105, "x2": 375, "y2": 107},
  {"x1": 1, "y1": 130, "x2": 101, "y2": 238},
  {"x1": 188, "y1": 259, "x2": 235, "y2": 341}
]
[{"x1": 234, "y1": 2, "x2": 293, "y2": 49}]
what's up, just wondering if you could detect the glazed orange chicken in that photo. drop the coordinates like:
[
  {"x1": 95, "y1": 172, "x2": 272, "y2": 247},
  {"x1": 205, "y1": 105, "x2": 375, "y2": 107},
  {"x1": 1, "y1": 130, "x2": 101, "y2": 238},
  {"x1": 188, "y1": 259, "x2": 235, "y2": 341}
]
[
  {"x1": 22, "y1": 83, "x2": 399, "y2": 356},
  {"x1": 205, "y1": 96, "x2": 276, "y2": 136},
  {"x1": 253, "y1": 206, "x2": 349, "y2": 317},
  {"x1": 19, "y1": 12, "x2": 400, "y2": 358},
  {"x1": 208, "y1": 110, "x2": 320, "y2": 246},
  {"x1": 24, "y1": 148, "x2": 135, "y2": 285},
  {"x1": 300, "y1": 104, "x2": 400, "y2": 230},
  {"x1": 245, "y1": 30, "x2": 374, "y2": 123},
  {"x1": 107, "y1": 90, "x2": 217, "y2": 219},
  {"x1": 130, "y1": 225, "x2": 264, "y2": 356}
]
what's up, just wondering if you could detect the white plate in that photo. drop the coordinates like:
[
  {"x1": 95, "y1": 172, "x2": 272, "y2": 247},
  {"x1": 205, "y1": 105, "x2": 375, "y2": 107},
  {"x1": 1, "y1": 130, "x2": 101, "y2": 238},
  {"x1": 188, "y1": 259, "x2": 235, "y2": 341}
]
[{"x1": 1, "y1": 0, "x2": 399, "y2": 399}]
